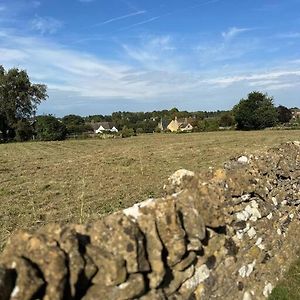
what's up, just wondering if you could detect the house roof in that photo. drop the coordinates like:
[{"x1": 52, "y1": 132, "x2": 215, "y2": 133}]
[
  {"x1": 90, "y1": 122, "x2": 116, "y2": 131},
  {"x1": 176, "y1": 117, "x2": 195, "y2": 125}
]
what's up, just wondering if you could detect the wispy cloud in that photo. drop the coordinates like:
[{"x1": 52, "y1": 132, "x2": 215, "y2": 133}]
[
  {"x1": 31, "y1": 16, "x2": 63, "y2": 34},
  {"x1": 222, "y1": 27, "x2": 252, "y2": 40},
  {"x1": 0, "y1": 4, "x2": 6, "y2": 11},
  {"x1": 78, "y1": 0, "x2": 94, "y2": 2},
  {"x1": 1, "y1": 25, "x2": 299, "y2": 115},
  {"x1": 93, "y1": 10, "x2": 146, "y2": 27},
  {"x1": 118, "y1": 0, "x2": 222, "y2": 32},
  {"x1": 118, "y1": 17, "x2": 159, "y2": 31}
]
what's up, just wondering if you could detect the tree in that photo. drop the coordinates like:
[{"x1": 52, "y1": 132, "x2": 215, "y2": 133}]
[
  {"x1": 0, "y1": 66, "x2": 47, "y2": 141},
  {"x1": 276, "y1": 105, "x2": 292, "y2": 124},
  {"x1": 36, "y1": 115, "x2": 67, "y2": 141},
  {"x1": 62, "y1": 114, "x2": 86, "y2": 135},
  {"x1": 219, "y1": 113, "x2": 235, "y2": 127},
  {"x1": 233, "y1": 92, "x2": 278, "y2": 130}
]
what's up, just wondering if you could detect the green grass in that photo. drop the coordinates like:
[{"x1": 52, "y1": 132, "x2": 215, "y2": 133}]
[
  {"x1": 0, "y1": 130, "x2": 300, "y2": 252},
  {"x1": 269, "y1": 257, "x2": 300, "y2": 300}
]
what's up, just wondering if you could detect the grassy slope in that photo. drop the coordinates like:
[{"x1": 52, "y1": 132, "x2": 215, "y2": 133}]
[{"x1": 0, "y1": 130, "x2": 300, "y2": 252}]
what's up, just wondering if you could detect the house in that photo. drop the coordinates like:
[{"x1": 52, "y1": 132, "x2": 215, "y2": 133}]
[
  {"x1": 157, "y1": 118, "x2": 169, "y2": 131},
  {"x1": 179, "y1": 123, "x2": 193, "y2": 132},
  {"x1": 90, "y1": 122, "x2": 118, "y2": 134},
  {"x1": 167, "y1": 117, "x2": 194, "y2": 132},
  {"x1": 291, "y1": 108, "x2": 300, "y2": 119}
]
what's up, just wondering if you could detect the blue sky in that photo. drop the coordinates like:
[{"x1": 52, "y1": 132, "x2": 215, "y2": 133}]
[{"x1": 0, "y1": 0, "x2": 300, "y2": 116}]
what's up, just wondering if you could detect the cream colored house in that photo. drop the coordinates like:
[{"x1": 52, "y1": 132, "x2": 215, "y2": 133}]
[
  {"x1": 291, "y1": 109, "x2": 300, "y2": 119},
  {"x1": 167, "y1": 117, "x2": 194, "y2": 132}
]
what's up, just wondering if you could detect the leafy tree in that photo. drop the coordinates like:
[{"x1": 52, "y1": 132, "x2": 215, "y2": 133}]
[
  {"x1": 62, "y1": 114, "x2": 86, "y2": 135},
  {"x1": 276, "y1": 105, "x2": 292, "y2": 124},
  {"x1": 0, "y1": 66, "x2": 47, "y2": 141},
  {"x1": 196, "y1": 118, "x2": 219, "y2": 132},
  {"x1": 36, "y1": 115, "x2": 67, "y2": 141},
  {"x1": 233, "y1": 92, "x2": 278, "y2": 130}
]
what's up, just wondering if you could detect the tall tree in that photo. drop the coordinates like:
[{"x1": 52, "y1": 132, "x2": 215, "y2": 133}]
[
  {"x1": 233, "y1": 92, "x2": 278, "y2": 130},
  {"x1": 0, "y1": 66, "x2": 48, "y2": 141}
]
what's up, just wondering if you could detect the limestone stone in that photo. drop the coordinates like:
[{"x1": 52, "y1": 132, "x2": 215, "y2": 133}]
[
  {"x1": 155, "y1": 197, "x2": 186, "y2": 267},
  {"x1": 0, "y1": 231, "x2": 67, "y2": 300},
  {"x1": 86, "y1": 244, "x2": 127, "y2": 286},
  {"x1": 135, "y1": 203, "x2": 166, "y2": 289},
  {"x1": 174, "y1": 252, "x2": 197, "y2": 271},
  {"x1": 163, "y1": 265, "x2": 195, "y2": 296},
  {"x1": 176, "y1": 189, "x2": 206, "y2": 247},
  {"x1": 83, "y1": 274, "x2": 145, "y2": 300}
]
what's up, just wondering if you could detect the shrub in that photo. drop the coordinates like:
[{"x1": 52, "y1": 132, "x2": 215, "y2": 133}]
[
  {"x1": 219, "y1": 113, "x2": 235, "y2": 127},
  {"x1": 136, "y1": 128, "x2": 144, "y2": 135},
  {"x1": 121, "y1": 126, "x2": 135, "y2": 138},
  {"x1": 14, "y1": 120, "x2": 34, "y2": 142},
  {"x1": 36, "y1": 115, "x2": 67, "y2": 141}
]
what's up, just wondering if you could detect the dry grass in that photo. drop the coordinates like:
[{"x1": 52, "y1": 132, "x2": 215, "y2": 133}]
[{"x1": 0, "y1": 130, "x2": 300, "y2": 251}]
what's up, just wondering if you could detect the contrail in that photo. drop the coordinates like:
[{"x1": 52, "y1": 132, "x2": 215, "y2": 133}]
[
  {"x1": 92, "y1": 10, "x2": 146, "y2": 27},
  {"x1": 118, "y1": 0, "x2": 223, "y2": 31},
  {"x1": 118, "y1": 17, "x2": 160, "y2": 31}
]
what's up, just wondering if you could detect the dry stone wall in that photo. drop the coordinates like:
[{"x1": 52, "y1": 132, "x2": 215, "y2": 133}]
[{"x1": 0, "y1": 141, "x2": 300, "y2": 300}]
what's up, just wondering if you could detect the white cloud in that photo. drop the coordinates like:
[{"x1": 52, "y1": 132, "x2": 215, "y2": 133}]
[
  {"x1": 222, "y1": 27, "x2": 252, "y2": 40},
  {"x1": 205, "y1": 70, "x2": 300, "y2": 87},
  {"x1": 122, "y1": 35, "x2": 179, "y2": 71},
  {"x1": 31, "y1": 16, "x2": 63, "y2": 34},
  {"x1": 0, "y1": 29, "x2": 299, "y2": 115}
]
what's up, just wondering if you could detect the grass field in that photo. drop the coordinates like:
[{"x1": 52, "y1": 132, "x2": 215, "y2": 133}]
[{"x1": 1, "y1": 130, "x2": 300, "y2": 252}]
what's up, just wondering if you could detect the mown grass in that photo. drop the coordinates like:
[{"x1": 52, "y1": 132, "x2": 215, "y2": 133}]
[{"x1": 0, "y1": 130, "x2": 300, "y2": 252}]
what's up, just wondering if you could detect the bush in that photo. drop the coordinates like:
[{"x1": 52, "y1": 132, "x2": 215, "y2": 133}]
[
  {"x1": 36, "y1": 115, "x2": 67, "y2": 141},
  {"x1": 136, "y1": 128, "x2": 144, "y2": 135},
  {"x1": 196, "y1": 118, "x2": 220, "y2": 132},
  {"x1": 15, "y1": 120, "x2": 34, "y2": 142},
  {"x1": 219, "y1": 113, "x2": 235, "y2": 127},
  {"x1": 121, "y1": 126, "x2": 135, "y2": 138}
]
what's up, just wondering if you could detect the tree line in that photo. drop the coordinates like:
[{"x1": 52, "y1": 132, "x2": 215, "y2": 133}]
[{"x1": 0, "y1": 66, "x2": 298, "y2": 142}]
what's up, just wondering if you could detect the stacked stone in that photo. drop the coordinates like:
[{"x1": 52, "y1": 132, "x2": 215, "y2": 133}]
[{"x1": 0, "y1": 142, "x2": 299, "y2": 300}]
